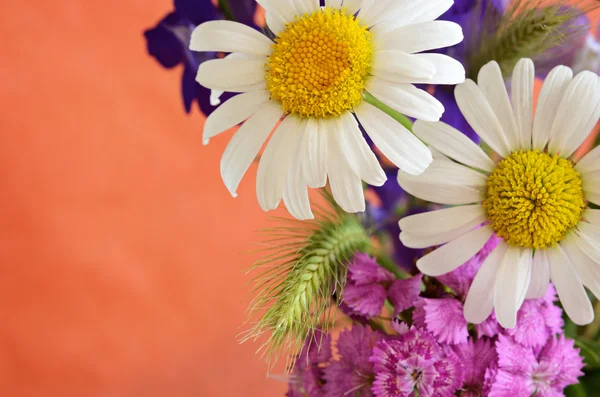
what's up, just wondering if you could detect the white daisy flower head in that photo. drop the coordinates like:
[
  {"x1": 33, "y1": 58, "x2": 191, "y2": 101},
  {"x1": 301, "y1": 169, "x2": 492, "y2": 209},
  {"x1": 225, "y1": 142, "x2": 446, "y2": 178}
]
[
  {"x1": 190, "y1": 0, "x2": 466, "y2": 219},
  {"x1": 398, "y1": 58, "x2": 600, "y2": 329}
]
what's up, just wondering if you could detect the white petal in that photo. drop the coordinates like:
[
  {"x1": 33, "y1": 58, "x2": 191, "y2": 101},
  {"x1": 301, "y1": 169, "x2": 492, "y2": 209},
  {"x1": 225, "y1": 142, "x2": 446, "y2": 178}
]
[
  {"x1": 464, "y1": 240, "x2": 508, "y2": 324},
  {"x1": 574, "y1": 227, "x2": 600, "y2": 264},
  {"x1": 549, "y1": 244, "x2": 594, "y2": 325},
  {"x1": 256, "y1": 115, "x2": 299, "y2": 211},
  {"x1": 562, "y1": 234, "x2": 600, "y2": 299},
  {"x1": 397, "y1": 161, "x2": 485, "y2": 205},
  {"x1": 190, "y1": 21, "x2": 273, "y2": 56},
  {"x1": 532, "y1": 65, "x2": 573, "y2": 150},
  {"x1": 586, "y1": 184, "x2": 600, "y2": 206},
  {"x1": 416, "y1": 225, "x2": 494, "y2": 277},
  {"x1": 399, "y1": 204, "x2": 485, "y2": 236},
  {"x1": 494, "y1": 247, "x2": 532, "y2": 329},
  {"x1": 220, "y1": 101, "x2": 283, "y2": 196},
  {"x1": 413, "y1": 120, "x2": 495, "y2": 172},
  {"x1": 265, "y1": 12, "x2": 286, "y2": 35},
  {"x1": 549, "y1": 71, "x2": 600, "y2": 157},
  {"x1": 358, "y1": 0, "x2": 406, "y2": 28},
  {"x1": 203, "y1": 91, "x2": 271, "y2": 144},
  {"x1": 354, "y1": 102, "x2": 433, "y2": 175},
  {"x1": 410, "y1": 54, "x2": 466, "y2": 85},
  {"x1": 301, "y1": 119, "x2": 328, "y2": 189},
  {"x1": 455, "y1": 79, "x2": 511, "y2": 158},
  {"x1": 256, "y1": 0, "x2": 297, "y2": 23},
  {"x1": 511, "y1": 58, "x2": 535, "y2": 150},
  {"x1": 584, "y1": 209, "x2": 600, "y2": 226},
  {"x1": 400, "y1": 210, "x2": 487, "y2": 249},
  {"x1": 196, "y1": 58, "x2": 265, "y2": 92},
  {"x1": 371, "y1": 51, "x2": 436, "y2": 82},
  {"x1": 366, "y1": 77, "x2": 444, "y2": 121},
  {"x1": 293, "y1": 0, "x2": 319, "y2": 15},
  {"x1": 370, "y1": 0, "x2": 454, "y2": 36},
  {"x1": 327, "y1": 127, "x2": 365, "y2": 213},
  {"x1": 377, "y1": 21, "x2": 463, "y2": 54},
  {"x1": 337, "y1": 112, "x2": 386, "y2": 186},
  {"x1": 325, "y1": 0, "x2": 343, "y2": 8},
  {"x1": 342, "y1": 0, "x2": 366, "y2": 15},
  {"x1": 576, "y1": 144, "x2": 600, "y2": 175},
  {"x1": 525, "y1": 249, "x2": 550, "y2": 299},
  {"x1": 283, "y1": 134, "x2": 314, "y2": 220},
  {"x1": 477, "y1": 61, "x2": 519, "y2": 151}
]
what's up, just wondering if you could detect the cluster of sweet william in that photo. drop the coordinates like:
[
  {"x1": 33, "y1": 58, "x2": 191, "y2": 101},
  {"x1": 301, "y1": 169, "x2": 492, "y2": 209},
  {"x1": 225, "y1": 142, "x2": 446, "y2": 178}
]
[{"x1": 287, "y1": 244, "x2": 583, "y2": 397}]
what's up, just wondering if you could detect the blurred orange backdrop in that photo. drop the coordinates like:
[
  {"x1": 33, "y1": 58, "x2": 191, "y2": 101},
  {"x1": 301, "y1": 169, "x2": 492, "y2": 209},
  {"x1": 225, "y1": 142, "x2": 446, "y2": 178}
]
[{"x1": 0, "y1": 1, "x2": 598, "y2": 397}]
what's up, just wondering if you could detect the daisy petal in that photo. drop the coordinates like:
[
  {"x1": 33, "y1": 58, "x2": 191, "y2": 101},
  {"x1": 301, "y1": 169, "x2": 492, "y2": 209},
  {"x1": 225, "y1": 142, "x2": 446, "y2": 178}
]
[
  {"x1": 189, "y1": 21, "x2": 273, "y2": 56},
  {"x1": 300, "y1": 119, "x2": 328, "y2": 188},
  {"x1": 576, "y1": 145, "x2": 600, "y2": 175},
  {"x1": 532, "y1": 65, "x2": 573, "y2": 150},
  {"x1": 511, "y1": 58, "x2": 534, "y2": 150},
  {"x1": 196, "y1": 58, "x2": 265, "y2": 92},
  {"x1": 377, "y1": 21, "x2": 463, "y2": 54},
  {"x1": 477, "y1": 61, "x2": 519, "y2": 151},
  {"x1": 265, "y1": 12, "x2": 286, "y2": 35},
  {"x1": 355, "y1": 102, "x2": 432, "y2": 175},
  {"x1": 397, "y1": 162, "x2": 484, "y2": 205},
  {"x1": 455, "y1": 79, "x2": 510, "y2": 157},
  {"x1": 366, "y1": 78, "x2": 444, "y2": 122},
  {"x1": 412, "y1": 54, "x2": 465, "y2": 85},
  {"x1": 400, "y1": 214, "x2": 487, "y2": 249},
  {"x1": 494, "y1": 248, "x2": 532, "y2": 329},
  {"x1": 220, "y1": 101, "x2": 283, "y2": 197},
  {"x1": 417, "y1": 225, "x2": 494, "y2": 277},
  {"x1": 293, "y1": 0, "x2": 319, "y2": 15},
  {"x1": 283, "y1": 134, "x2": 314, "y2": 220},
  {"x1": 549, "y1": 244, "x2": 594, "y2": 325},
  {"x1": 464, "y1": 240, "x2": 508, "y2": 324},
  {"x1": 327, "y1": 127, "x2": 365, "y2": 213},
  {"x1": 584, "y1": 209, "x2": 600, "y2": 226},
  {"x1": 325, "y1": 0, "x2": 343, "y2": 8},
  {"x1": 256, "y1": 115, "x2": 299, "y2": 211},
  {"x1": 203, "y1": 90, "x2": 271, "y2": 144},
  {"x1": 413, "y1": 120, "x2": 495, "y2": 172},
  {"x1": 549, "y1": 71, "x2": 600, "y2": 157},
  {"x1": 525, "y1": 249, "x2": 550, "y2": 299},
  {"x1": 371, "y1": 51, "x2": 436, "y2": 82},
  {"x1": 256, "y1": 0, "x2": 297, "y2": 23},
  {"x1": 358, "y1": 0, "x2": 405, "y2": 27},
  {"x1": 399, "y1": 204, "x2": 485, "y2": 236},
  {"x1": 342, "y1": 0, "x2": 365, "y2": 15},
  {"x1": 562, "y1": 234, "x2": 600, "y2": 299},
  {"x1": 338, "y1": 112, "x2": 386, "y2": 186},
  {"x1": 370, "y1": 0, "x2": 453, "y2": 35}
]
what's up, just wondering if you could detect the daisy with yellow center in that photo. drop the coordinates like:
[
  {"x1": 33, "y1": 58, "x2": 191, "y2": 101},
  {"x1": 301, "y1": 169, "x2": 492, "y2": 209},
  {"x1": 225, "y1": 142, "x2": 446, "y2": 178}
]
[
  {"x1": 398, "y1": 58, "x2": 600, "y2": 328},
  {"x1": 190, "y1": 0, "x2": 465, "y2": 219}
]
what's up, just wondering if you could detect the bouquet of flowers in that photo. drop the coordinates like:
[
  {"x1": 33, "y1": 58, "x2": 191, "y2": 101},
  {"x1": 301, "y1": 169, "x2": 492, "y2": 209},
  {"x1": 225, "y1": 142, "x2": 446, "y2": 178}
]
[{"x1": 145, "y1": 0, "x2": 600, "y2": 395}]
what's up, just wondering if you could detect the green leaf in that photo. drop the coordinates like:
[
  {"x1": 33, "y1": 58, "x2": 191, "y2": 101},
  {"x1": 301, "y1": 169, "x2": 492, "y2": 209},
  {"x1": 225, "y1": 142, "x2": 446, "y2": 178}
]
[
  {"x1": 575, "y1": 337, "x2": 600, "y2": 370},
  {"x1": 565, "y1": 382, "x2": 587, "y2": 397}
]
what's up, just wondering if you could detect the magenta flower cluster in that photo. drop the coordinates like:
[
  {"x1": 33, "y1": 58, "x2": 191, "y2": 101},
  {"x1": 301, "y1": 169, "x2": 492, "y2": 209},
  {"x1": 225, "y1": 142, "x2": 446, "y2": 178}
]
[{"x1": 285, "y1": 239, "x2": 585, "y2": 397}]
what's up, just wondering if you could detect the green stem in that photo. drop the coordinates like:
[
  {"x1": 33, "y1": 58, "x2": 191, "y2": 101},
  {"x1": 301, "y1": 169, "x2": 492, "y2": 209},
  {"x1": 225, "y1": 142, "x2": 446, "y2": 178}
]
[
  {"x1": 362, "y1": 91, "x2": 414, "y2": 131},
  {"x1": 218, "y1": 0, "x2": 234, "y2": 21}
]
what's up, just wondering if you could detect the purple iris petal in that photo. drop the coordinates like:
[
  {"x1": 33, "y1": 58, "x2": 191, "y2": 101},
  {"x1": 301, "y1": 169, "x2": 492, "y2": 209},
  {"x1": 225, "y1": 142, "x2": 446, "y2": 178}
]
[
  {"x1": 174, "y1": 0, "x2": 220, "y2": 26},
  {"x1": 144, "y1": 12, "x2": 187, "y2": 69}
]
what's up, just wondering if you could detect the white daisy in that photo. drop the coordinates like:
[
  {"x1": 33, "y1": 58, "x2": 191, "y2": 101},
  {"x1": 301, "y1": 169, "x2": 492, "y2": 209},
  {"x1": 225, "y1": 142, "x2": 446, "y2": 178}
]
[
  {"x1": 190, "y1": 0, "x2": 466, "y2": 219},
  {"x1": 397, "y1": 58, "x2": 600, "y2": 328}
]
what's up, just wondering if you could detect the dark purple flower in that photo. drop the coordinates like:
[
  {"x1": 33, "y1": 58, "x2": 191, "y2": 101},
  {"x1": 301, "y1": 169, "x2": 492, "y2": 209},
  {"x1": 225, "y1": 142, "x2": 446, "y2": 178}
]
[
  {"x1": 488, "y1": 334, "x2": 584, "y2": 396},
  {"x1": 144, "y1": 0, "x2": 257, "y2": 114},
  {"x1": 370, "y1": 327, "x2": 463, "y2": 397},
  {"x1": 324, "y1": 326, "x2": 382, "y2": 397}
]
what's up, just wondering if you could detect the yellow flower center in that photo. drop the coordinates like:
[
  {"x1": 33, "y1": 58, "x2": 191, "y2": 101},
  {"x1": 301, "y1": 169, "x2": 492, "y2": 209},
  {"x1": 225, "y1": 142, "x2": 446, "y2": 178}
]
[
  {"x1": 483, "y1": 150, "x2": 586, "y2": 249},
  {"x1": 265, "y1": 8, "x2": 372, "y2": 118}
]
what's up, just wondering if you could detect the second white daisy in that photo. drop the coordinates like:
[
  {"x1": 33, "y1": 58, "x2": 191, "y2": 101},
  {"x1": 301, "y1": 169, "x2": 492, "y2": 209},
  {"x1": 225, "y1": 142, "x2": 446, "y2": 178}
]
[
  {"x1": 398, "y1": 58, "x2": 600, "y2": 328},
  {"x1": 190, "y1": 0, "x2": 466, "y2": 219}
]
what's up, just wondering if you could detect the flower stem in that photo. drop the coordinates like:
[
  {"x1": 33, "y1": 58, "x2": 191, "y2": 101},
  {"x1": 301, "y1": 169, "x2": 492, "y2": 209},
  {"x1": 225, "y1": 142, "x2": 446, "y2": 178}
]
[
  {"x1": 218, "y1": 0, "x2": 235, "y2": 21},
  {"x1": 362, "y1": 91, "x2": 413, "y2": 131}
]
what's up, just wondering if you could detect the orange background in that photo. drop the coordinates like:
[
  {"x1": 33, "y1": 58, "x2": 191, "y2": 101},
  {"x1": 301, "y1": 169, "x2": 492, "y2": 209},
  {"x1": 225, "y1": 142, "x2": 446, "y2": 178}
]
[{"x1": 0, "y1": 1, "x2": 598, "y2": 397}]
